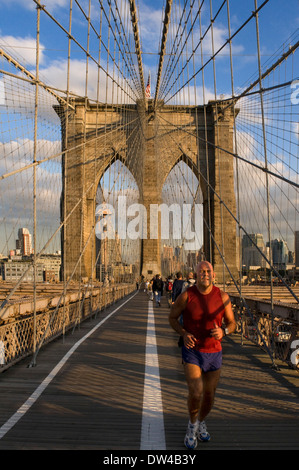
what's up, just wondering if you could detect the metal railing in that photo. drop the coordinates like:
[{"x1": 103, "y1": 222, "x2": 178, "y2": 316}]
[
  {"x1": 232, "y1": 297, "x2": 299, "y2": 370},
  {"x1": 0, "y1": 283, "x2": 135, "y2": 371}
]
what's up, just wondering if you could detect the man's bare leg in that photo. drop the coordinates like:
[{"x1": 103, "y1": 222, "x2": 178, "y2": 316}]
[
  {"x1": 183, "y1": 362, "x2": 203, "y2": 423},
  {"x1": 199, "y1": 368, "x2": 221, "y2": 421},
  {"x1": 184, "y1": 363, "x2": 221, "y2": 444}
]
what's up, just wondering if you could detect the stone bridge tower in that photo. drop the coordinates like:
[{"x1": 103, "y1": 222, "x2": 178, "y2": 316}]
[{"x1": 56, "y1": 98, "x2": 238, "y2": 284}]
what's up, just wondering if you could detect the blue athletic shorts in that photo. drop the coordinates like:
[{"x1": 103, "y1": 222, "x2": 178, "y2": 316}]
[{"x1": 182, "y1": 346, "x2": 222, "y2": 372}]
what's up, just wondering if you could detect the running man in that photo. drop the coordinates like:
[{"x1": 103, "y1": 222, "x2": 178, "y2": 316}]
[{"x1": 169, "y1": 261, "x2": 236, "y2": 449}]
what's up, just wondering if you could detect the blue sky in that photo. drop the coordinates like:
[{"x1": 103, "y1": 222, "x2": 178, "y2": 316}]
[
  {"x1": 138, "y1": 0, "x2": 299, "y2": 96},
  {"x1": 0, "y1": 0, "x2": 298, "y2": 101}
]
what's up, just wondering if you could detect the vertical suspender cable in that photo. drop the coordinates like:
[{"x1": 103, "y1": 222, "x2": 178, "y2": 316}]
[
  {"x1": 31, "y1": 2, "x2": 41, "y2": 367},
  {"x1": 254, "y1": 0, "x2": 275, "y2": 356},
  {"x1": 93, "y1": 1, "x2": 103, "y2": 294},
  {"x1": 63, "y1": 0, "x2": 73, "y2": 340},
  {"x1": 226, "y1": 0, "x2": 244, "y2": 343},
  {"x1": 199, "y1": 3, "x2": 212, "y2": 262},
  {"x1": 209, "y1": 0, "x2": 225, "y2": 287}
]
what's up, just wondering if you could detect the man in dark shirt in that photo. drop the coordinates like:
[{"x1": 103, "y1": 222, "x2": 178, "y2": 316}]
[{"x1": 171, "y1": 272, "x2": 184, "y2": 303}]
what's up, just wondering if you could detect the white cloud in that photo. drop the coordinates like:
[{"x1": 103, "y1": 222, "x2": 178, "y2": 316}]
[
  {"x1": 234, "y1": 129, "x2": 299, "y2": 249},
  {"x1": 0, "y1": 137, "x2": 62, "y2": 251},
  {"x1": 0, "y1": 35, "x2": 46, "y2": 66},
  {"x1": 292, "y1": 122, "x2": 299, "y2": 140},
  {"x1": 137, "y1": 2, "x2": 164, "y2": 53},
  {"x1": 38, "y1": 59, "x2": 136, "y2": 103},
  {"x1": 0, "y1": 138, "x2": 61, "y2": 178},
  {"x1": 42, "y1": 0, "x2": 70, "y2": 9}
]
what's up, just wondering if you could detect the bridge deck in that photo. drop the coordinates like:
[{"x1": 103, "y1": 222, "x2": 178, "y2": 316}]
[{"x1": 0, "y1": 290, "x2": 298, "y2": 451}]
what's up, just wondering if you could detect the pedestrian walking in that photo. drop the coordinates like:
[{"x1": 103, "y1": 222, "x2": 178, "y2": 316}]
[
  {"x1": 165, "y1": 276, "x2": 173, "y2": 307},
  {"x1": 152, "y1": 274, "x2": 163, "y2": 306},
  {"x1": 181, "y1": 272, "x2": 196, "y2": 292},
  {"x1": 171, "y1": 272, "x2": 184, "y2": 303}
]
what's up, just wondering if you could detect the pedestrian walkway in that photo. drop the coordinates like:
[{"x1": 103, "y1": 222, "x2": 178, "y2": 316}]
[{"x1": 0, "y1": 290, "x2": 298, "y2": 450}]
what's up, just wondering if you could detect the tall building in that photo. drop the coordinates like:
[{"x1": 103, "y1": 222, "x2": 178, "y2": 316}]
[
  {"x1": 268, "y1": 239, "x2": 288, "y2": 269},
  {"x1": 242, "y1": 233, "x2": 265, "y2": 250},
  {"x1": 2, "y1": 260, "x2": 44, "y2": 282},
  {"x1": 96, "y1": 232, "x2": 122, "y2": 281},
  {"x1": 242, "y1": 233, "x2": 268, "y2": 268},
  {"x1": 0, "y1": 253, "x2": 61, "y2": 282},
  {"x1": 16, "y1": 228, "x2": 33, "y2": 256}
]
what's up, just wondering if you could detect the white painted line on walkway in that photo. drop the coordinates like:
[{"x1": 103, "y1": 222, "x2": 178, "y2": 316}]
[
  {"x1": 0, "y1": 291, "x2": 138, "y2": 441},
  {"x1": 140, "y1": 301, "x2": 166, "y2": 450}
]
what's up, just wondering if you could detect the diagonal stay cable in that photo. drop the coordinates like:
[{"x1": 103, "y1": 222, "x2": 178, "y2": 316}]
[
  {"x1": 158, "y1": 113, "x2": 299, "y2": 190},
  {"x1": 157, "y1": 113, "x2": 299, "y2": 304},
  {"x1": 162, "y1": 0, "x2": 270, "y2": 104},
  {"x1": 154, "y1": 0, "x2": 173, "y2": 107},
  {"x1": 32, "y1": 0, "x2": 137, "y2": 102}
]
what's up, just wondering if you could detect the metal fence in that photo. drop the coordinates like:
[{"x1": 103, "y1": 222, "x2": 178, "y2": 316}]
[
  {"x1": 232, "y1": 297, "x2": 299, "y2": 370},
  {"x1": 0, "y1": 283, "x2": 135, "y2": 371}
]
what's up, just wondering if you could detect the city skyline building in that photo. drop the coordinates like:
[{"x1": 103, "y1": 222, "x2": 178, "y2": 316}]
[
  {"x1": 267, "y1": 238, "x2": 289, "y2": 269},
  {"x1": 16, "y1": 228, "x2": 33, "y2": 257},
  {"x1": 242, "y1": 233, "x2": 269, "y2": 269},
  {"x1": 242, "y1": 233, "x2": 295, "y2": 271}
]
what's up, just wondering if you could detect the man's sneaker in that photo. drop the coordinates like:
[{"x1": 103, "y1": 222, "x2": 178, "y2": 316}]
[
  {"x1": 184, "y1": 421, "x2": 198, "y2": 449},
  {"x1": 198, "y1": 420, "x2": 210, "y2": 442}
]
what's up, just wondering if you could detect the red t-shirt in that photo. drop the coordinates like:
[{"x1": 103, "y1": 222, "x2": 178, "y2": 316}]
[{"x1": 183, "y1": 285, "x2": 225, "y2": 352}]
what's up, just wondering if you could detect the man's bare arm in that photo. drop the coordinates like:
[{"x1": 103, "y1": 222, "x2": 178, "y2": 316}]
[
  {"x1": 169, "y1": 292, "x2": 187, "y2": 335},
  {"x1": 210, "y1": 291, "x2": 236, "y2": 340},
  {"x1": 169, "y1": 292, "x2": 197, "y2": 348},
  {"x1": 221, "y1": 291, "x2": 236, "y2": 335}
]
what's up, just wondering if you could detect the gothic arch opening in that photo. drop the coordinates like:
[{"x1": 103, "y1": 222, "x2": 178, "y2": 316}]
[
  {"x1": 95, "y1": 159, "x2": 141, "y2": 283},
  {"x1": 161, "y1": 158, "x2": 204, "y2": 277}
]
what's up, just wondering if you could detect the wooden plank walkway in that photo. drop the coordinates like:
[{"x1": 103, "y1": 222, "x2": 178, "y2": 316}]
[{"x1": 0, "y1": 290, "x2": 298, "y2": 451}]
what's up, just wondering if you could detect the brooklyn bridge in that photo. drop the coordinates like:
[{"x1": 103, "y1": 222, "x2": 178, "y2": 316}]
[{"x1": 0, "y1": 0, "x2": 298, "y2": 451}]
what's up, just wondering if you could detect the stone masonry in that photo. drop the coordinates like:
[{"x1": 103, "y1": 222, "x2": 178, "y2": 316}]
[{"x1": 55, "y1": 98, "x2": 238, "y2": 284}]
